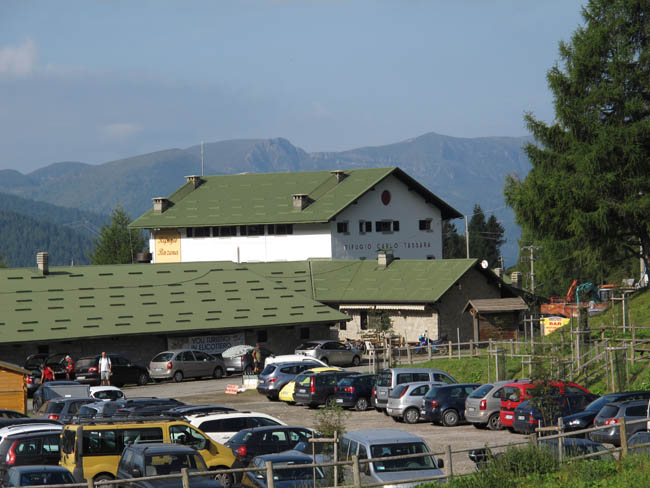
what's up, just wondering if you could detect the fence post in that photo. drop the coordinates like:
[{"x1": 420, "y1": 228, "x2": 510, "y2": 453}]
[
  {"x1": 406, "y1": 344, "x2": 412, "y2": 364},
  {"x1": 266, "y1": 461, "x2": 275, "y2": 488},
  {"x1": 427, "y1": 340, "x2": 432, "y2": 361},
  {"x1": 448, "y1": 341, "x2": 452, "y2": 359},
  {"x1": 352, "y1": 455, "x2": 361, "y2": 488},
  {"x1": 87, "y1": 477, "x2": 95, "y2": 488},
  {"x1": 333, "y1": 431, "x2": 338, "y2": 487},
  {"x1": 444, "y1": 444, "x2": 453, "y2": 479},
  {"x1": 557, "y1": 417, "x2": 564, "y2": 463},
  {"x1": 510, "y1": 339, "x2": 514, "y2": 358},
  {"x1": 181, "y1": 468, "x2": 190, "y2": 488},
  {"x1": 620, "y1": 417, "x2": 628, "y2": 457}
]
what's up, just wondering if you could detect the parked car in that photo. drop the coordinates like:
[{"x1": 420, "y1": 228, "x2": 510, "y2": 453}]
[
  {"x1": 512, "y1": 395, "x2": 595, "y2": 435},
  {"x1": 109, "y1": 397, "x2": 186, "y2": 417},
  {"x1": 149, "y1": 349, "x2": 225, "y2": 382},
  {"x1": 165, "y1": 405, "x2": 237, "y2": 417},
  {"x1": 294, "y1": 340, "x2": 362, "y2": 366},
  {"x1": 563, "y1": 390, "x2": 650, "y2": 434},
  {"x1": 293, "y1": 371, "x2": 359, "y2": 408},
  {"x1": 374, "y1": 368, "x2": 457, "y2": 413},
  {"x1": 186, "y1": 411, "x2": 286, "y2": 444},
  {"x1": 499, "y1": 381, "x2": 596, "y2": 431},
  {"x1": 263, "y1": 355, "x2": 327, "y2": 367},
  {"x1": 116, "y1": 443, "x2": 223, "y2": 488},
  {"x1": 75, "y1": 354, "x2": 150, "y2": 387},
  {"x1": 89, "y1": 385, "x2": 126, "y2": 401},
  {"x1": 465, "y1": 380, "x2": 517, "y2": 431},
  {"x1": 36, "y1": 397, "x2": 97, "y2": 422},
  {"x1": 628, "y1": 431, "x2": 650, "y2": 453},
  {"x1": 0, "y1": 411, "x2": 27, "y2": 420},
  {"x1": 242, "y1": 453, "x2": 326, "y2": 488},
  {"x1": 387, "y1": 382, "x2": 444, "y2": 424},
  {"x1": 61, "y1": 418, "x2": 239, "y2": 486},
  {"x1": 421, "y1": 383, "x2": 481, "y2": 426},
  {"x1": 32, "y1": 381, "x2": 89, "y2": 413},
  {"x1": 333, "y1": 374, "x2": 376, "y2": 411},
  {"x1": 0, "y1": 421, "x2": 62, "y2": 436},
  {"x1": 23, "y1": 354, "x2": 47, "y2": 397},
  {"x1": 278, "y1": 367, "x2": 343, "y2": 404},
  {"x1": 2, "y1": 466, "x2": 76, "y2": 487},
  {"x1": 589, "y1": 399, "x2": 650, "y2": 447},
  {"x1": 257, "y1": 361, "x2": 323, "y2": 401},
  {"x1": 338, "y1": 429, "x2": 444, "y2": 486},
  {"x1": 0, "y1": 427, "x2": 63, "y2": 477},
  {"x1": 225, "y1": 426, "x2": 314, "y2": 466},
  {"x1": 223, "y1": 345, "x2": 274, "y2": 376}
]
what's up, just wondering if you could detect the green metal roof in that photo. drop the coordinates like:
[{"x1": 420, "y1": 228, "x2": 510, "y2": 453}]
[
  {"x1": 0, "y1": 262, "x2": 347, "y2": 345},
  {"x1": 130, "y1": 167, "x2": 462, "y2": 229}
]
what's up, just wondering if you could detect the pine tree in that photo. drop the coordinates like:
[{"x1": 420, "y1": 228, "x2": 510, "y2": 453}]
[
  {"x1": 88, "y1": 206, "x2": 147, "y2": 265},
  {"x1": 442, "y1": 221, "x2": 466, "y2": 259}
]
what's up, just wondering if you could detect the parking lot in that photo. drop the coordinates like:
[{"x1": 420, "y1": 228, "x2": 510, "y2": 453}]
[{"x1": 121, "y1": 372, "x2": 521, "y2": 475}]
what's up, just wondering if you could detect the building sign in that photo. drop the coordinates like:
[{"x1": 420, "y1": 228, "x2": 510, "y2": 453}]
[
  {"x1": 155, "y1": 229, "x2": 181, "y2": 263},
  {"x1": 541, "y1": 316, "x2": 570, "y2": 336},
  {"x1": 343, "y1": 240, "x2": 432, "y2": 252},
  {"x1": 167, "y1": 333, "x2": 245, "y2": 355}
]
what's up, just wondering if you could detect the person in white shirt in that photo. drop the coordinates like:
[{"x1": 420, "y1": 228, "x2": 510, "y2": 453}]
[{"x1": 99, "y1": 351, "x2": 112, "y2": 386}]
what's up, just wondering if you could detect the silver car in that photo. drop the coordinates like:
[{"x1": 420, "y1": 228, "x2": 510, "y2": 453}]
[
  {"x1": 386, "y1": 381, "x2": 442, "y2": 424},
  {"x1": 464, "y1": 380, "x2": 514, "y2": 431},
  {"x1": 295, "y1": 340, "x2": 362, "y2": 366},
  {"x1": 149, "y1": 349, "x2": 225, "y2": 382},
  {"x1": 374, "y1": 368, "x2": 457, "y2": 412}
]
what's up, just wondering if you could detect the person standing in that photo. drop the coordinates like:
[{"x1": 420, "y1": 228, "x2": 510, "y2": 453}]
[
  {"x1": 40, "y1": 364, "x2": 54, "y2": 384},
  {"x1": 99, "y1": 351, "x2": 112, "y2": 386},
  {"x1": 65, "y1": 355, "x2": 75, "y2": 380},
  {"x1": 252, "y1": 344, "x2": 262, "y2": 374}
]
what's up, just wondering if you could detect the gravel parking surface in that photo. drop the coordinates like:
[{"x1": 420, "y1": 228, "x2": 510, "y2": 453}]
[{"x1": 124, "y1": 374, "x2": 527, "y2": 475}]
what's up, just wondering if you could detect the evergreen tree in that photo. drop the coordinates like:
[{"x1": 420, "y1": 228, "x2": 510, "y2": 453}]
[
  {"x1": 442, "y1": 221, "x2": 466, "y2": 259},
  {"x1": 505, "y1": 0, "x2": 650, "y2": 277},
  {"x1": 0, "y1": 252, "x2": 7, "y2": 268},
  {"x1": 467, "y1": 205, "x2": 505, "y2": 267},
  {"x1": 485, "y1": 215, "x2": 506, "y2": 267},
  {"x1": 89, "y1": 206, "x2": 146, "y2": 265}
]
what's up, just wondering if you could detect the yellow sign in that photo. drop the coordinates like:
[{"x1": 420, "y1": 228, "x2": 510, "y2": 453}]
[
  {"x1": 542, "y1": 316, "x2": 570, "y2": 336},
  {"x1": 154, "y1": 229, "x2": 181, "y2": 263}
]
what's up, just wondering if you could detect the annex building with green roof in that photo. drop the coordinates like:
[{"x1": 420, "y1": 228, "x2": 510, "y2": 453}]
[{"x1": 130, "y1": 167, "x2": 462, "y2": 265}]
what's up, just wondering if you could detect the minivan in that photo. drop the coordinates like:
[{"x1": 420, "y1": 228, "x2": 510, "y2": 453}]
[
  {"x1": 374, "y1": 368, "x2": 457, "y2": 412},
  {"x1": 60, "y1": 419, "x2": 239, "y2": 487},
  {"x1": 338, "y1": 429, "x2": 444, "y2": 486},
  {"x1": 465, "y1": 380, "x2": 519, "y2": 431},
  {"x1": 386, "y1": 382, "x2": 442, "y2": 424}
]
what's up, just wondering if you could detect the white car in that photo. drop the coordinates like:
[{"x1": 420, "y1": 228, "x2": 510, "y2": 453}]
[
  {"x1": 185, "y1": 411, "x2": 286, "y2": 444},
  {"x1": 0, "y1": 423, "x2": 62, "y2": 442},
  {"x1": 89, "y1": 386, "x2": 126, "y2": 401},
  {"x1": 264, "y1": 354, "x2": 328, "y2": 367}
]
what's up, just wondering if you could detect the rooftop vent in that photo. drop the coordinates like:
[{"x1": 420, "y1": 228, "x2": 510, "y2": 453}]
[
  {"x1": 377, "y1": 249, "x2": 394, "y2": 268},
  {"x1": 330, "y1": 170, "x2": 348, "y2": 183},
  {"x1": 153, "y1": 197, "x2": 169, "y2": 214},
  {"x1": 37, "y1": 252, "x2": 49, "y2": 275},
  {"x1": 292, "y1": 193, "x2": 311, "y2": 210},
  {"x1": 185, "y1": 175, "x2": 203, "y2": 189}
]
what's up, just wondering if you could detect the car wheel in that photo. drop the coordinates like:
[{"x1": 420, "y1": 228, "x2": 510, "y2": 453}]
[
  {"x1": 351, "y1": 355, "x2": 361, "y2": 366},
  {"x1": 355, "y1": 397, "x2": 369, "y2": 411},
  {"x1": 325, "y1": 395, "x2": 337, "y2": 408},
  {"x1": 267, "y1": 395, "x2": 279, "y2": 402},
  {"x1": 94, "y1": 474, "x2": 114, "y2": 482},
  {"x1": 404, "y1": 407, "x2": 420, "y2": 424},
  {"x1": 214, "y1": 470, "x2": 234, "y2": 488},
  {"x1": 244, "y1": 365, "x2": 254, "y2": 375},
  {"x1": 213, "y1": 367, "x2": 224, "y2": 379},
  {"x1": 137, "y1": 373, "x2": 149, "y2": 386},
  {"x1": 442, "y1": 409, "x2": 459, "y2": 427},
  {"x1": 487, "y1": 413, "x2": 502, "y2": 431},
  {"x1": 173, "y1": 371, "x2": 184, "y2": 383},
  {"x1": 307, "y1": 403, "x2": 319, "y2": 409}
]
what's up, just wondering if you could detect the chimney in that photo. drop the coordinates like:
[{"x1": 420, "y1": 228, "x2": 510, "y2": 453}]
[
  {"x1": 377, "y1": 249, "x2": 394, "y2": 268},
  {"x1": 330, "y1": 170, "x2": 347, "y2": 183},
  {"x1": 292, "y1": 193, "x2": 311, "y2": 210},
  {"x1": 153, "y1": 197, "x2": 169, "y2": 214},
  {"x1": 184, "y1": 175, "x2": 203, "y2": 189},
  {"x1": 510, "y1": 271, "x2": 522, "y2": 288},
  {"x1": 37, "y1": 252, "x2": 49, "y2": 275}
]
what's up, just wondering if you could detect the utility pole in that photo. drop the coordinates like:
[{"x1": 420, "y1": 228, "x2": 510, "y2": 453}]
[
  {"x1": 201, "y1": 141, "x2": 204, "y2": 177},
  {"x1": 521, "y1": 245, "x2": 541, "y2": 295},
  {"x1": 465, "y1": 215, "x2": 470, "y2": 259}
]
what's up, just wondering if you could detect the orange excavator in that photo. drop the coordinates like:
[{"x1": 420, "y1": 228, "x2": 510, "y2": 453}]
[{"x1": 541, "y1": 280, "x2": 616, "y2": 318}]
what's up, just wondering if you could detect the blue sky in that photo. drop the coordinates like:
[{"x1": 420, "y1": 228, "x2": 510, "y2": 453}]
[{"x1": 0, "y1": 0, "x2": 584, "y2": 172}]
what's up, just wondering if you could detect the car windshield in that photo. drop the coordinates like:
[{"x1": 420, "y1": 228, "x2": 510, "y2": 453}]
[
  {"x1": 377, "y1": 372, "x2": 392, "y2": 387},
  {"x1": 93, "y1": 390, "x2": 124, "y2": 401},
  {"x1": 76, "y1": 358, "x2": 97, "y2": 369},
  {"x1": 20, "y1": 471, "x2": 76, "y2": 486},
  {"x1": 297, "y1": 343, "x2": 319, "y2": 350},
  {"x1": 370, "y1": 442, "x2": 435, "y2": 472},
  {"x1": 469, "y1": 384, "x2": 493, "y2": 399},
  {"x1": 271, "y1": 462, "x2": 324, "y2": 481},
  {"x1": 598, "y1": 405, "x2": 620, "y2": 419},
  {"x1": 585, "y1": 395, "x2": 620, "y2": 412},
  {"x1": 152, "y1": 353, "x2": 174, "y2": 362},
  {"x1": 145, "y1": 453, "x2": 207, "y2": 474}
]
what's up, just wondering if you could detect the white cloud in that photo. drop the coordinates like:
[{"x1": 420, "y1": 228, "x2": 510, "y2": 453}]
[
  {"x1": 0, "y1": 38, "x2": 37, "y2": 76},
  {"x1": 100, "y1": 122, "x2": 143, "y2": 140}
]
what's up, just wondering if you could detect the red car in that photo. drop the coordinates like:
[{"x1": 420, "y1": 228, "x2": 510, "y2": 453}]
[{"x1": 499, "y1": 381, "x2": 594, "y2": 431}]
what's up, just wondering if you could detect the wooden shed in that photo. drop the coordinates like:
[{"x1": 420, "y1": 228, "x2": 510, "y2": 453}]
[
  {"x1": 0, "y1": 360, "x2": 29, "y2": 414},
  {"x1": 464, "y1": 298, "x2": 529, "y2": 342}
]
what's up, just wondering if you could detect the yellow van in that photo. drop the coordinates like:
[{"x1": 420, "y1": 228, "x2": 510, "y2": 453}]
[
  {"x1": 278, "y1": 367, "x2": 343, "y2": 403},
  {"x1": 60, "y1": 419, "x2": 239, "y2": 486}
]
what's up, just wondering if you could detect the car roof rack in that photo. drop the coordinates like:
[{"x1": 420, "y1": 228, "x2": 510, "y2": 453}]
[{"x1": 69, "y1": 415, "x2": 183, "y2": 425}]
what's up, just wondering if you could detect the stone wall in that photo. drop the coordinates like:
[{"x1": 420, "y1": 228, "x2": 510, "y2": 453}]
[{"x1": 335, "y1": 309, "x2": 439, "y2": 343}]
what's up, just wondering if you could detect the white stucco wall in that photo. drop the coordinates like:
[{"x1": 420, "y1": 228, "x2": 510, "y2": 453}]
[
  {"x1": 330, "y1": 174, "x2": 443, "y2": 260},
  {"x1": 150, "y1": 224, "x2": 332, "y2": 263}
]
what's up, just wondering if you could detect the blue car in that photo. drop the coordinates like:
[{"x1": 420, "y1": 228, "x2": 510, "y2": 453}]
[{"x1": 243, "y1": 453, "x2": 326, "y2": 488}]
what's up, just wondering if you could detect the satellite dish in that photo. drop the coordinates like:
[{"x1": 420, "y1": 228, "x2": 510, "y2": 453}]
[{"x1": 480, "y1": 260, "x2": 489, "y2": 269}]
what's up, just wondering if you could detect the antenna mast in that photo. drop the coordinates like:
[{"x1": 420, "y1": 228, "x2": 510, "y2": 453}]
[{"x1": 201, "y1": 141, "x2": 204, "y2": 176}]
